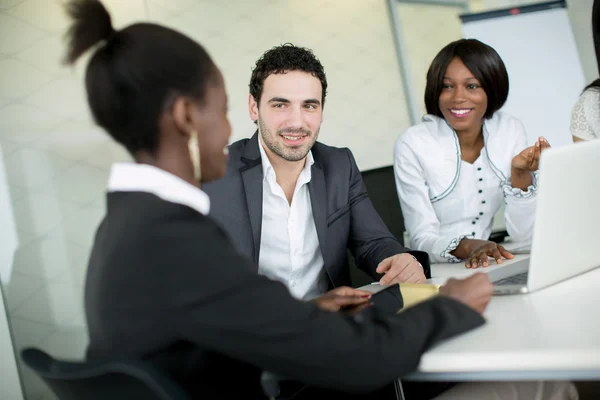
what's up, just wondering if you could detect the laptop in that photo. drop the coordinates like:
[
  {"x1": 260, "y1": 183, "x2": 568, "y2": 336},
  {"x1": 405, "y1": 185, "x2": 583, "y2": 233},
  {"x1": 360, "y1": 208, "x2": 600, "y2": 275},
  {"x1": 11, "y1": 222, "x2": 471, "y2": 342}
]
[
  {"x1": 505, "y1": 243, "x2": 531, "y2": 255},
  {"x1": 489, "y1": 139, "x2": 600, "y2": 295}
]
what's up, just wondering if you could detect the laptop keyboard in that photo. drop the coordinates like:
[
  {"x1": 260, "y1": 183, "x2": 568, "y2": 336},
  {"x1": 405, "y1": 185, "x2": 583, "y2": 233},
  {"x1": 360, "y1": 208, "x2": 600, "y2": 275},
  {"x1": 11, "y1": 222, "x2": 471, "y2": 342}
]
[{"x1": 494, "y1": 271, "x2": 529, "y2": 286}]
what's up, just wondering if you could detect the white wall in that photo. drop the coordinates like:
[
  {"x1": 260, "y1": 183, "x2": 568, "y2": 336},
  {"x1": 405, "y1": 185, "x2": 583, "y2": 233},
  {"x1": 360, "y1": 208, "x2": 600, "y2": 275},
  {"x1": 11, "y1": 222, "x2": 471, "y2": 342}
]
[
  {"x1": 395, "y1": 2, "x2": 465, "y2": 118},
  {"x1": 567, "y1": 0, "x2": 597, "y2": 83},
  {"x1": 0, "y1": 284, "x2": 23, "y2": 400},
  {"x1": 0, "y1": 143, "x2": 21, "y2": 399}
]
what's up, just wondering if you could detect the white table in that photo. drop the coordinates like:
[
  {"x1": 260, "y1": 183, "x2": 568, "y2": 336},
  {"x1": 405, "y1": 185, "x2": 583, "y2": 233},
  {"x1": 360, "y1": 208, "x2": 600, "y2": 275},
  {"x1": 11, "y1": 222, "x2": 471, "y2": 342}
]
[{"x1": 402, "y1": 257, "x2": 600, "y2": 381}]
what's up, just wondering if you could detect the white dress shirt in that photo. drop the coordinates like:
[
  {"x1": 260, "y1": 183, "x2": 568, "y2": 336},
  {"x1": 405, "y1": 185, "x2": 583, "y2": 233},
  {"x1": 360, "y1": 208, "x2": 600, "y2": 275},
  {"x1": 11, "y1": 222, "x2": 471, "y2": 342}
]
[
  {"x1": 394, "y1": 112, "x2": 538, "y2": 263},
  {"x1": 257, "y1": 137, "x2": 327, "y2": 300},
  {"x1": 108, "y1": 162, "x2": 210, "y2": 216}
]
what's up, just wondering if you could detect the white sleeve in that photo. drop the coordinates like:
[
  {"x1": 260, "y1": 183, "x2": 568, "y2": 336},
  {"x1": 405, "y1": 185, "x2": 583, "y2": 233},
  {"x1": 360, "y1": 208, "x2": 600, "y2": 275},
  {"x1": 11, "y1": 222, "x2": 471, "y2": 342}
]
[
  {"x1": 394, "y1": 136, "x2": 471, "y2": 263},
  {"x1": 502, "y1": 119, "x2": 537, "y2": 243},
  {"x1": 570, "y1": 90, "x2": 599, "y2": 141}
]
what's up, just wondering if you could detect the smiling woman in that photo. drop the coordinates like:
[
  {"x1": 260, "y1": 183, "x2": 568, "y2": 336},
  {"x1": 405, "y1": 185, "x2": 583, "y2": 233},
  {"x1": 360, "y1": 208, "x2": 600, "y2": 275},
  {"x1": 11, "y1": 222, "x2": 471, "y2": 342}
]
[{"x1": 393, "y1": 39, "x2": 550, "y2": 267}]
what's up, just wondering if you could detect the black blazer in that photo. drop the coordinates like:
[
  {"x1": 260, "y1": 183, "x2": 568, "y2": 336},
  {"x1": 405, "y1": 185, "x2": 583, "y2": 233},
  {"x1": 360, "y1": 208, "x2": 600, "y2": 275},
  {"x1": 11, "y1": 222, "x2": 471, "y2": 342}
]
[
  {"x1": 85, "y1": 192, "x2": 483, "y2": 399},
  {"x1": 203, "y1": 133, "x2": 430, "y2": 287}
]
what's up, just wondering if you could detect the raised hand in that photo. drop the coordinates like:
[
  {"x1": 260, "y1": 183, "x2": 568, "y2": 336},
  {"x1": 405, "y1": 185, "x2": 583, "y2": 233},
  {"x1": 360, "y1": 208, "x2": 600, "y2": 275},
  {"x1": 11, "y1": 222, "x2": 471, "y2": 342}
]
[{"x1": 511, "y1": 136, "x2": 551, "y2": 172}]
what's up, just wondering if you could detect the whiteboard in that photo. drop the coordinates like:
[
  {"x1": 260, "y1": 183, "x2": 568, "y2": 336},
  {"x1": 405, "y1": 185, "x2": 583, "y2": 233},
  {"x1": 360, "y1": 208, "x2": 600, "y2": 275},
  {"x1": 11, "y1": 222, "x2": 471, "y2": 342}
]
[{"x1": 461, "y1": 1, "x2": 585, "y2": 147}]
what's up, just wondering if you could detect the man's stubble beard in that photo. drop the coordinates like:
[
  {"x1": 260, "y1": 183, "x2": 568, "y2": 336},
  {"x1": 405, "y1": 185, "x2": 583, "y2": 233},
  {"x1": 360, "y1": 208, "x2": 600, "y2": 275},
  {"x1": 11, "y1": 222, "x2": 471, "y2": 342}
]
[{"x1": 257, "y1": 115, "x2": 319, "y2": 162}]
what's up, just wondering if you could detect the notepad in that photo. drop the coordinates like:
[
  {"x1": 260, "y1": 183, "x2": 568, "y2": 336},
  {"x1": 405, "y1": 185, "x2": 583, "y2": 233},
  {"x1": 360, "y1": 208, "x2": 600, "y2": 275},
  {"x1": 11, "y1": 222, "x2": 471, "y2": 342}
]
[
  {"x1": 397, "y1": 283, "x2": 440, "y2": 310},
  {"x1": 363, "y1": 282, "x2": 440, "y2": 311}
]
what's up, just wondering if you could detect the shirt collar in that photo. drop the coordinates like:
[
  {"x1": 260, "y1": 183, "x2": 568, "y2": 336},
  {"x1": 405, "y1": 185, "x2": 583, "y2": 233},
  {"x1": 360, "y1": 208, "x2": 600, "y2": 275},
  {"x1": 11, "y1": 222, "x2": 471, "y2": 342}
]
[
  {"x1": 257, "y1": 133, "x2": 315, "y2": 182},
  {"x1": 108, "y1": 163, "x2": 210, "y2": 215}
]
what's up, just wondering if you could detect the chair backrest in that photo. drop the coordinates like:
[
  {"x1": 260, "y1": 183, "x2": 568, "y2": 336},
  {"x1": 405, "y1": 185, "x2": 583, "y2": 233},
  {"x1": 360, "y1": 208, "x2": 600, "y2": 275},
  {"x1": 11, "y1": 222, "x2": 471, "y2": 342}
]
[
  {"x1": 349, "y1": 166, "x2": 406, "y2": 287},
  {"x1": 361, "y1": 166, "x2": 405, "y2": 244},
  {"x1": 21, "y1": 348, "x2": 190, "y2": 400}
]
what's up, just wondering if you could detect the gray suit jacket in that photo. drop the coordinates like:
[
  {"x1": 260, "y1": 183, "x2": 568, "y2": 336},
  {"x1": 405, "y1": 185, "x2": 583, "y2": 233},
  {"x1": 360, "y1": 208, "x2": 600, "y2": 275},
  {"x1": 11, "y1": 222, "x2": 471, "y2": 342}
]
[{"x1": 203, "y1": 133, "x2": 430, "y2": 288}]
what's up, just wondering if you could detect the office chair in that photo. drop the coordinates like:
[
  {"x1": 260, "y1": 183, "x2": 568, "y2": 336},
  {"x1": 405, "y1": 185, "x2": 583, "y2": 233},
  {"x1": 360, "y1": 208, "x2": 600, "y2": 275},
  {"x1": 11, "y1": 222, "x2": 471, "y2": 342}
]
[
  {"x1": 349, "y1": 166, "x2": 406, "y2": 287},
  {"x1": 261, "y1": 371, "x2": 405, "y2": 400},
  {"x1": 360, "y1": 166, "x2": 406, "y2": 244},
  {"x1": 20, "y1": 348, "x2": 191, "y2": 400}
]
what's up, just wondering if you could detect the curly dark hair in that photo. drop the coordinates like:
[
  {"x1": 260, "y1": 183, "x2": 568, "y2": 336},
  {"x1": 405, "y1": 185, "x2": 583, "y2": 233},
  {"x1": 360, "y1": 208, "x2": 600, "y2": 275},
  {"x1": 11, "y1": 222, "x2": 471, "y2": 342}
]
[{"x1": 249, "y1": 43, "x2": 327, "y2": 106}]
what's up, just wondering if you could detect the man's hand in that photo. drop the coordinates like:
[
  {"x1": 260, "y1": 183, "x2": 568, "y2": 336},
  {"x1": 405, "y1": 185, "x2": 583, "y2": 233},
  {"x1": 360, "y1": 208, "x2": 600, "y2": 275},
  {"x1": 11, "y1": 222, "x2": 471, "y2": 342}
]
[
  {"x1": 311, "y1": 286, "x2": 372, "y2": 312},
  {"x1": 376, "y1": 253, "x2": 426, "y2": 285},
  {"x1": 439, "y1": 273, "x2": 494, "y2": 314},
  {"x1": 465, "y1": 241, "x2": 514, "y2": 269}
]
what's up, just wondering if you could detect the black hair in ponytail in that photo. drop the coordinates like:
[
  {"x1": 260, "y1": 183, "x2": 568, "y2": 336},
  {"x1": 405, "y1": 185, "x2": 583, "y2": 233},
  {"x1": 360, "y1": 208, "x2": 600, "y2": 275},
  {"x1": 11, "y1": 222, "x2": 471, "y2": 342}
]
[
  {"x1": 63, "y1": 0, "x2": 114, "y2": 65},
  {"x1": 63, "y1": 0, "x2": 218, "y2": 154}
]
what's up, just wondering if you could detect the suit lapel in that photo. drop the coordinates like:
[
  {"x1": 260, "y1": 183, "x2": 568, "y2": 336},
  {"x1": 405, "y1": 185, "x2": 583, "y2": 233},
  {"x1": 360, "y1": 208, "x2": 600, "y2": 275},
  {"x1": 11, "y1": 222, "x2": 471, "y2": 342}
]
[
  {"x1": 309, "y1": 160, "x2": 327, "y2": 260},
  {"x1": 241, "y1": 134, "x2": 328, "y2": 267},
  {"x1": 240, "y1": 133, "x2": 263, "y2": 265}
]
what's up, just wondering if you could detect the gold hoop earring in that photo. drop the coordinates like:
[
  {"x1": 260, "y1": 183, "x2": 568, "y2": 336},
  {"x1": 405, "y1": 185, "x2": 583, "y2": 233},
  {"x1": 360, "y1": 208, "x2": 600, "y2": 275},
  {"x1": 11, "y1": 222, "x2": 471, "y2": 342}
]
[{"x1": 188, "y1": 130, "x2": 201, "y2": 182}]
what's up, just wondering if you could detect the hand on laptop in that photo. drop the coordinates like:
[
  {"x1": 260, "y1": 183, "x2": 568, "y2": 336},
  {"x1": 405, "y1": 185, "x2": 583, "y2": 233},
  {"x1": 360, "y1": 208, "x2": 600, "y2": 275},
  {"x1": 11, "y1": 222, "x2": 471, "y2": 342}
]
[
  {"x1": 311, "y1": 286, "x2": 372, "y2": 312},
  {"x1": 465, "y1": 240, "x2": 514, "y2": 269},
  {"x1": 439, "y1": 273, "x2": 494, "y2": 314},
  {"x1": 452, "y1": 239, "x2": 514, "y2": 268}
]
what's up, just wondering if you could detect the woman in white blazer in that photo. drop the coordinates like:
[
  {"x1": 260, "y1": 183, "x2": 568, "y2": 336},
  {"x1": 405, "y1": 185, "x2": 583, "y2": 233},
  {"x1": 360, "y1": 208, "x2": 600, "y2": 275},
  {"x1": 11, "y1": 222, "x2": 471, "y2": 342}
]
[{"x1": 394, "y1": 39, "x2": 550, "y2": 267}]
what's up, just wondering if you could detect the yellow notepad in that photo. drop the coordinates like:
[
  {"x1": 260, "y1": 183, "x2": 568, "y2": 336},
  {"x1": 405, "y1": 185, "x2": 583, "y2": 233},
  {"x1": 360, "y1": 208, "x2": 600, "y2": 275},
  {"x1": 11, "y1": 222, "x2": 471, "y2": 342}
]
[
  {"x1": 361, "y1": 282, "x2": 441, "y2": 312},
  {"x1": 397, "y1": 283, "x2": 440, "y2": 310}
]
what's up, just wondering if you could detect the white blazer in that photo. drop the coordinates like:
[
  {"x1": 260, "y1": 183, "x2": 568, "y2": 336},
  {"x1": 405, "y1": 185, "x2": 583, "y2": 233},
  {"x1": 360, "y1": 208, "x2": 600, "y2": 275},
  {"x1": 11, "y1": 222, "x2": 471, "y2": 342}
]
[{"x1": 393, "y1": 112, "x2": 537, "y2": 263}]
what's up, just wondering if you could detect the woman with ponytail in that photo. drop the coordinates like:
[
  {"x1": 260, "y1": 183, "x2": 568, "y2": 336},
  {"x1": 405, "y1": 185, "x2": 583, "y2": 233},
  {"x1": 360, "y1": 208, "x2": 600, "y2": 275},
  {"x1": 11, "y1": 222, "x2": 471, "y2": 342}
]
[{"x1": 66, "y1": 1, "x2": 577, "y2": 400}]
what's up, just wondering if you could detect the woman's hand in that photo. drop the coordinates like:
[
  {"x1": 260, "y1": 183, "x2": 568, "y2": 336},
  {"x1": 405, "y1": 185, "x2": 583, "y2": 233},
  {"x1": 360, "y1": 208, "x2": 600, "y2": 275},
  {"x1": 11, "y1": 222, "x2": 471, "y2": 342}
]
[
  {"x1": 311, "y1": 286, "x2": 372, "y2": 312},
  {"x1": 510, "y1": 136, "x2": 550, "y2": 190},
  {"x1": 511, "y1": 136, "x2": 551, "y2": 172},
  {"x1": 465, "y1": 241, "x2": 514, "y2": 269},
  {"x1": 452, "y1": 238, "x2": 514, "y2": 268}
]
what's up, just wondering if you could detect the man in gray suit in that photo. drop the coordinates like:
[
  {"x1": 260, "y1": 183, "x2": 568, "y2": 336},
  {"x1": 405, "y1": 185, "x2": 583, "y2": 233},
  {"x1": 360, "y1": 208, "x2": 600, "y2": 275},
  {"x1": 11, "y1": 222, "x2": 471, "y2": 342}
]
[{"x1": 204, "y1": 43, "x2": 427, "y2": 301}]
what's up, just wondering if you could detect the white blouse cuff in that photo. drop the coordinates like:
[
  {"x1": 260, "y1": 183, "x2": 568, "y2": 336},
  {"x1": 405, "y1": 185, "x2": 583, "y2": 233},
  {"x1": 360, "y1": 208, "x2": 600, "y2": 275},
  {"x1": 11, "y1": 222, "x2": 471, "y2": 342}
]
[
  {"x1": 503, "y1": 171, "x2": 539, "y2": 199},
  {"x1": 440, "y1": 234, "x2": 473, "y2": 263}
]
